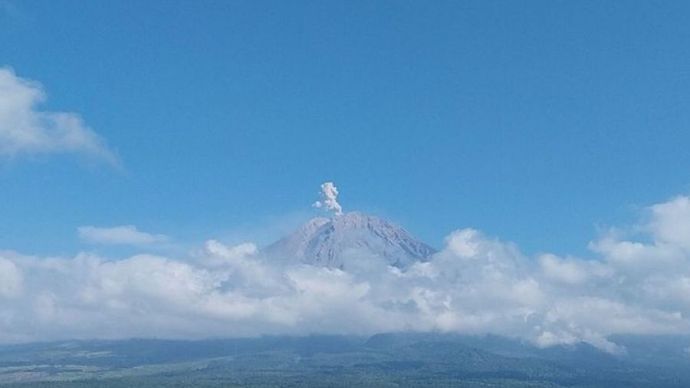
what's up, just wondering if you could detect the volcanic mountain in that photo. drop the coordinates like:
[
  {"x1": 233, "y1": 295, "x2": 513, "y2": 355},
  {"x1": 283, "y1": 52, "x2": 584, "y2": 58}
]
[{"x1": 264, "y1": 212, "x2": 436, "y2": 268}]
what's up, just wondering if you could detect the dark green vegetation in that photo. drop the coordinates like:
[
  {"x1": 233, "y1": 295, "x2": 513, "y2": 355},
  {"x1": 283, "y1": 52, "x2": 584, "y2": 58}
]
[{"x1": 1, "y1": 333, "x2": 690, "y2": 387}]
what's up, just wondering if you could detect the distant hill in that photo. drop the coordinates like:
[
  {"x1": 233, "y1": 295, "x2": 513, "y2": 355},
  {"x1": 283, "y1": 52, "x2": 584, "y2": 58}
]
[{"x1": 2, "y1": 334, "x2": 690, "y2": 387}]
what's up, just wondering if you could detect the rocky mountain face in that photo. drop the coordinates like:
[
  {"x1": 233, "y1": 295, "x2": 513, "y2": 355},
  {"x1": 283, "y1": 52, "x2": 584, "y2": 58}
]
[{"x1": 264, "y1": 212, "x2": 436, "y2": 268}]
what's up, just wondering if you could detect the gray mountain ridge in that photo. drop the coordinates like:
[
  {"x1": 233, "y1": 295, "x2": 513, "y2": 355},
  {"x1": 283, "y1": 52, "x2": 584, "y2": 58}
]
[{"x1": 264, "y1": 211, "x2": 436, "y2": 268}]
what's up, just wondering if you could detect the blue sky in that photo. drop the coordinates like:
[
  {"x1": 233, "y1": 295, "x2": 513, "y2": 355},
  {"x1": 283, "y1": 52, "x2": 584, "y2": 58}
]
[{"x1": 2, "y1": 0, "x2": 690, "y2": 256}]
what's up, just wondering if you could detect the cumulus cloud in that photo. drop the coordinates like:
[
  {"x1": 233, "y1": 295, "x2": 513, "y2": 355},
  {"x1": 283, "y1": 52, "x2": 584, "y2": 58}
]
[
  {"x1": 0, "y1": 257, "x2": 22, "y2": 298},
  {"x1": 78, "y1": 225, "x2": 169, "y2": 245},
  {"x1": 648, "y1": 196, "x2": 690, "y2": 250},
  {"x1": 0, "y1": 67, "x2": 118, "y2": 164},
  {"x1": 313, "y1": 182, "x2": 343, "y2": 215},
  {"x1": 2, "y1": 195, "x2": 690, "y2": 353}
]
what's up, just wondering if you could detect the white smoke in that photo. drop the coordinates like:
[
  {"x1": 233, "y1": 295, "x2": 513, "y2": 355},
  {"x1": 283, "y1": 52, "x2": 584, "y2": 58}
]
[{"x1": 313, "y1": 182, "x2": 343, "y2": 216}]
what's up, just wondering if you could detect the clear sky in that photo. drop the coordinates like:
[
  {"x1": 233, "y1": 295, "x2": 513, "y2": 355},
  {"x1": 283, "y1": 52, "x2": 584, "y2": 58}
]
[{"x1": 2, "y1": 0, "x2": 690, "y2": 256}]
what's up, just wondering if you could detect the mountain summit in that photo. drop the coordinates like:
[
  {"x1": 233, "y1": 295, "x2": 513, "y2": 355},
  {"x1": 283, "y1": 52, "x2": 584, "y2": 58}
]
[{"x1": 264, "y1": 212, "x2": 436, "y2": 268}]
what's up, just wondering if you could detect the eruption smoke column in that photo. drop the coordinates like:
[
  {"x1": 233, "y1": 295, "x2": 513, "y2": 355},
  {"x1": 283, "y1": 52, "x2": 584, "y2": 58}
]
[{"x1": 313, "y1": 182, "x2": 343, "y2": 216}]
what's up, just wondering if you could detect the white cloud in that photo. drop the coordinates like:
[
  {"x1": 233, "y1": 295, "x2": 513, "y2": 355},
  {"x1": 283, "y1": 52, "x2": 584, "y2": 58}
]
[
  {"x1": 3, "y1": 195, "x2": 690, "y2": 353},
  {"x1": 0, "y1": 67, "x2": 118, "y2": 164},
  {"x1": 649, "y1": 196, "x2": 690, "y2": 251},
  {"x1": 539, "y1": 254, "x2": 596, "y2": 285},
  {"x1": 0, "y1": 256, "x2": 22, "y2": 298},
  {"x1": 78, "y1": 225, "x2": 169, "y2": 245}
]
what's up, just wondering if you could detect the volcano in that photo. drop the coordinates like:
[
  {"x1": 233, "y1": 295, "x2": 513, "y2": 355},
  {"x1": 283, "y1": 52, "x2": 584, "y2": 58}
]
[{"x1": 264, "y1": 212, "x2": 436, "y2": 268}]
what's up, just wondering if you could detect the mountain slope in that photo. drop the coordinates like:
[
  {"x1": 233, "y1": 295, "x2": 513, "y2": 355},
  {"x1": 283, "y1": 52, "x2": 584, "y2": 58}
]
[{"x1": 264, "y1": 212, "x2": 436, "y2": 268}]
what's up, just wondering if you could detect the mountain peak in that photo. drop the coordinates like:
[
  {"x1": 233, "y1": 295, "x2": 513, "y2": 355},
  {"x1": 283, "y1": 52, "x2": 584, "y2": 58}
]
[{"x1": 264, "y1": 212, "x2": 436, "y2": 269}]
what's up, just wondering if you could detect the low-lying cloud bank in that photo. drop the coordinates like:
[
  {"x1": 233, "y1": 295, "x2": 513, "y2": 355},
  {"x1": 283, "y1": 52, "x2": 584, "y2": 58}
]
[{"x1": 2, "y1": 196, "x2": 690, "y2": 353}]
